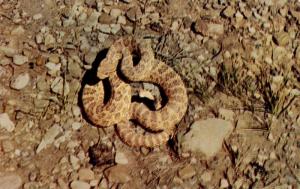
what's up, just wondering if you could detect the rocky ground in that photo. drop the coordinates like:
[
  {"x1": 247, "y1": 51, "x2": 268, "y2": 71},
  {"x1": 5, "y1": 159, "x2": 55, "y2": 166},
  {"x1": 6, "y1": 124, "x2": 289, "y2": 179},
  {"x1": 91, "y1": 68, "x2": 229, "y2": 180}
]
[{"x1": 0, "y1": 0, "x2": 300, "y2": 188}]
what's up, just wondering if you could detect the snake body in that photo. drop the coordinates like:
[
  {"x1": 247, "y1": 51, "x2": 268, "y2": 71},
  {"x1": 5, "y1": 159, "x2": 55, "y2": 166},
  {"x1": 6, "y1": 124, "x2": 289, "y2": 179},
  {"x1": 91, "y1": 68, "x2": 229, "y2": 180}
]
[{"x1": 82, "y1": 37, "x2": 188, "y2": 147}]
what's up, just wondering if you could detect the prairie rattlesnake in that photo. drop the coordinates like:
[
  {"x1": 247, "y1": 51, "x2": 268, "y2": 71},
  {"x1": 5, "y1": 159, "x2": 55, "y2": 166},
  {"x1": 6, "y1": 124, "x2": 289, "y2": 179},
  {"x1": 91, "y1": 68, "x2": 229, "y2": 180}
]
[{"x1": 82, "y1": 37, "x2": 188, "y2": 147}]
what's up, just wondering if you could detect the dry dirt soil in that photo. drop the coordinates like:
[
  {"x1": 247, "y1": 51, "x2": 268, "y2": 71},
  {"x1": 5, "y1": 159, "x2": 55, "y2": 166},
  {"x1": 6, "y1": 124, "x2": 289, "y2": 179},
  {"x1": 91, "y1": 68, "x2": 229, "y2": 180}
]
[{"x1": 0, "y1": 0, "x2": 299, "y2": 189}]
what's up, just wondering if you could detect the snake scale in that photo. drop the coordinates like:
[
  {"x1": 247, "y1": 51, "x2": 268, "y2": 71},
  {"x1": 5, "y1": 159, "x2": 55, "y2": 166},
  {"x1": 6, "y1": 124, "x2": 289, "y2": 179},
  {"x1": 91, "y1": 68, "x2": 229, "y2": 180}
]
[{"x1": 82, "y1": 37, "x2": 188, "y2": 147}]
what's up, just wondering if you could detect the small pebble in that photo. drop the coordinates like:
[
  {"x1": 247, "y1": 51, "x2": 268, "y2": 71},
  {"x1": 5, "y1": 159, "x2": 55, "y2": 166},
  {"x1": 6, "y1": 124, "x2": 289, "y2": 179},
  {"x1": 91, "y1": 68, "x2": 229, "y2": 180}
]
[
  {"x1": 178, "y1": 165, "x2": 196, "y2": 179},
  {"x1": 0, "y1": 46, "x2": 17, "y2": 57},
  {"x1": 220, "y1": 178, "x2": 229, "y2": 188},
  {"x1": 33, "y1": 13, "x2": 43, "y2": 20},
  {"x1": 200, "y1": 171, "x2": 212, "y2": 183},
  {"x1": 110, "y1": 8, "x2": 122, "y2": 18},
  {"x1": 10, "y1": 72, "x2": 30, "y2": 90},
  {"x1": 115, "y1": 151, "x2": 128, "y2": 165},
  {"x1": 0, "y1": 113, "x2": 15, "y2": 132},
  {"x1": 2, "y1": 140, "x2": 14, "y2": 152},
  {"x1": 222, "y1": 6, "x2": 235, "y2": 18},
  {"x1": 105, "y1": 165, "x2": 131, "y2": 183},
  {"x1": 117, "y1": 15, "x2": 126, "y2": 24},
  {"x1": 13, "y1": 55, "x2": 28, "y2": 65},
  {"x1": 68, "y1": 61, "x2": 82, "y2": 78},
  {"x1": 45, "y1": 62, "x2": 61, "y2": 76},
  {"x1": 110, "y1": 24, "x2": 121, "y2": 34},
  {"x1": 44, "y1": 34, "x2": 56, "y2": 48},
  {"x1": 78, "y1": 168, "x2": 95, "y2": 181},
  {"x1": 126, "y1": 7, "x2": 142, "y2": 22},
  {"x1": 70, "y1": 180, "x2": 90, "y2": 189},
  {"x1": 51, "y1": 76, "x2": 70, "y2": 96},
  {"x1": 70, "y1": 155, "x2": 80, "y2": 170},
  {"x1": 72, "y1": 106, "x2": 81, "y2": 117},
  {"x1": 11, "y1": 26, "x2": 25, "y2": 35},
  {"x1": 48, "y1": 54, "x2": 60, "y2": 63},
  {"x1": 98, "y1": 24, "x2": 111, "y2": 34},
  {"x1": 84, "y1": 52, "x2": 97, "y2": 65},
  {"x1": 72, "y1": 122, "x2": 82, "y2": 131}
]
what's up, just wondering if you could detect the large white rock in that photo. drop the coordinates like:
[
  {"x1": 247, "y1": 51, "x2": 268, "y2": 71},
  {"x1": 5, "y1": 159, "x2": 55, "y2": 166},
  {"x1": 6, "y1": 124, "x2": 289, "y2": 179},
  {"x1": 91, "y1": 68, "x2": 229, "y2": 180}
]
[
  {"x1": 180, "y1": 118, "x2": 233, "y2": 158},
  {"x1": 0, "y1": 113, "x2": 15, "y2": 132}
]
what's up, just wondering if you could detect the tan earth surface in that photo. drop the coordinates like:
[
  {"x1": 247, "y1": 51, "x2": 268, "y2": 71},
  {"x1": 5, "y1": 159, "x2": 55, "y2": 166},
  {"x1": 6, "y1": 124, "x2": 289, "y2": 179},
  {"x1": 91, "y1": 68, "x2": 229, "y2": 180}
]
[{"x1": 0, "y1": 0, "x2": 299, "y2": 188}]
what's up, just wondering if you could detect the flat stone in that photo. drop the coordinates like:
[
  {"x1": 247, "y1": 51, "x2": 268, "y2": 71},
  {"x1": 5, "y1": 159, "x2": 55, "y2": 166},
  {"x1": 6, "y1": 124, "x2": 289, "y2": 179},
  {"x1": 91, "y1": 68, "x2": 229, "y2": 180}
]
[
  {"x1": 36, "y1": 77, "x2": 49, "y2": 91},
  {"x1": 126, "y1": 7, "x2": 142, "y2": 22},
  {"x1": 13, "y1": 55, "x2": 28, "y2": 65},
  {"x1": 51, "y1": 76, "x2": 70, "y2": 96},
  {"x1": 44, "y1": 34, "x2": 56, "y2": 48},
  {"x1": 71, "y1": 122, "x2": 82, "y2": 131},
  {"x1": 86, "y1": 11, "x2": 100, "y2": 27},
  {"x1": 1, "y1": 140, "x2": 14, "y2": 152},
  {"x1": 222, "y1": 6, "x2": 235, "y2": 18},
  {"x1": 180, "y1": 118, "x2": 233, "y2": 158},
  {"x1": 194, "y1": 19, "x2": 224, "y2": 37},
  {"x1": 117, "y1": 15, "x2": 126, "y2": 25},
  {"x1": 0, "y1": 113, "x2": 15, "y2": 132},
  {"x1": 11, "y1": 26, "x2": 25, "y2": 35},
  {"x1": 110, "y1": 24, "x2": 120, "y2": 34},
  {"x1": 72, "y1": 106, "x2": 81, "y2": 117},
  {"x1": 48, "y1": 54, "x2": 60, "y2": 63},
  {"x1": 178, "y1": 165, "x2": 196, "y2": 179},
  {"x1": 70, "y1": 180, "x2": 90, "y2": 189},
  {"x1": 36, "y1": 124, "x2": 63, "y2": 153},
  {"x1": 45, "y1": 62, "x2": 61, "y2": 76},
  {"x1": 68, "y1": 61, "x2": 82, "y2": 78},
  {"x1": 35, "y1": 33, "x2": 43, "y2": 44},
  {"x1": 110, "y1": 8, "x2": 122, "y2": 18},
  {"x1": 0, "y1": 46, "x2": 17, "y2": 57},
  {"x1": 105, "y1": 165, "x2": 131, "y2": 184},
  {"x1": 77, "y1": 12, "x2": 87, "y2": 25},
  {"x1": 10, "y1": 72, "x2": 30, "y2": 90},
  {"x1": 99, "y1": 13, "x2": 114, "y2": 24},
  {"x1": 200, "y1": 170, "x2": 212, "y2": 183},
  {"x1": 0, "y1": 57, "x2": 11, "y2": 65},
  {"x1": 70, "y1": 155, "x2": 80, "y2": 170},
  {"x1": 78, "y1": 168, "x2": 95, "y2": 181},
  {"x1": 98, "y1": 24, "x2": 111, "y2": 34},
  {"x1": 84, "y1": 51, "x2": 97, "y2": 64},
  {"x1": 220, "y1": 178, "x2": 229, "y2": 188},
  {"x1": 33, "y1": 13, "x2": 43, "y2": 20},
  {"x1": 0, "y1": 173, "x2": 22, "y2": 189},
  {"x1": 115, "y1": 151, "x2": 128, "y2": 165}
]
